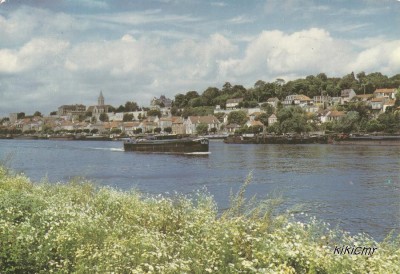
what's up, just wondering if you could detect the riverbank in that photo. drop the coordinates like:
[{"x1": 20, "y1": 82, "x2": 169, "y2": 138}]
[{"x1": 0, "y1": 166, "x2": 398, "y2": 273}]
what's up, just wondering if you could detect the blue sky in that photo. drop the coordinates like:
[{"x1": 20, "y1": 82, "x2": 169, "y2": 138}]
[{"x1": 1, "y1": 0, "x2": 400, "y2": 116}]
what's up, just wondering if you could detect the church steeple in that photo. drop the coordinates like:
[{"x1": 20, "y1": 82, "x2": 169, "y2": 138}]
[{"x1": 98, "y1": 91, "x2": 104, "y2": 106}]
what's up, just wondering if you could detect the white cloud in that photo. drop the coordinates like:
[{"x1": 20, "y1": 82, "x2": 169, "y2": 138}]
[
  {"x1": 218, "y1": 28, "x2": 353, "y2": 81},
  {"x1": 349, "y1": 40, "x2": 400, "y2": 74},
  {"x1": 0, "y1": 38, "x2": 69, "y2": 73},
  {"x1": 227, "y1": 15, "x2": 254, "y2": 25}
]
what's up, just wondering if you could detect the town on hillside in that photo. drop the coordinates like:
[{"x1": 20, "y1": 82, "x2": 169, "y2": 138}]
[{"x1": 1, "y1": 72, "x2": 400, "y2": 139}]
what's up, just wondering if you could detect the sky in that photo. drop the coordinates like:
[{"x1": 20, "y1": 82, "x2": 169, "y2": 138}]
[{"x1": 0, "y1": 0, "x2": 400, "y2": 116}]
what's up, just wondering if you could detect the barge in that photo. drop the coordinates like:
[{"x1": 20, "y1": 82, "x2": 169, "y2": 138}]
[
  {"x1": 123, "y1": 135, "x2": 209, "y2": 154},
  {"x1": 331, "y1": 135, "x2": 400, "y2": 146}
]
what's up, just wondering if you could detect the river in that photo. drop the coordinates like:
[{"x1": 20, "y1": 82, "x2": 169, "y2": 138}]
[{"x1": 0, "y1": 139, "x2": 399, "y2": 241}]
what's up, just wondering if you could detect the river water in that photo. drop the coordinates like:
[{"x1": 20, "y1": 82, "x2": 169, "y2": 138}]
[{"x1": 0, "y1": 139, "x2": 399, "y2": 241}]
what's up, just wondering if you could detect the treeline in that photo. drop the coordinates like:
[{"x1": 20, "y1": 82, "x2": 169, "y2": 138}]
[{"x1": 170, "y1": 72, "x2": 400, "y2": 112}]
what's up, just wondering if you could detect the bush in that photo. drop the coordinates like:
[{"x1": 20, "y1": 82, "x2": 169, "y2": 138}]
[{"x1": 0, "y1": 167, "x2": 399, "y2": 273}]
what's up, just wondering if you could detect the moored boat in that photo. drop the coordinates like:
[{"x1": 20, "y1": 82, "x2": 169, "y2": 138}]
[
  {"x1": 123, "y1": 135, "x2": 209, "y2": 154},
  {"x1": 331, "y1": 135, "x2": 400, "y2": 146}
]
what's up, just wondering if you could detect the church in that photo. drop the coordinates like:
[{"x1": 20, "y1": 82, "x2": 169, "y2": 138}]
[{"x1": 87, "y1": 91, "x2": 111, "y2": 119}]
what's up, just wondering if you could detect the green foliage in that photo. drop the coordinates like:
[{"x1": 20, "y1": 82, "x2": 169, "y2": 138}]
[
  {"x1": 98, "y1": 113, "x2": 109, "y2": 122},
  {"x1": 227, "y1": 111, "x2": 248, "y2": 126},
  {"x1": 110, "y1": 128, "x2": 122, "y2": 134},
  {"x1": 276, "y1": 107, "x2": 311, "y2": 134},
  {"x1": 147, "y1": 109, "x2": 162, "y2": 118},
  {"x1": 182, "y1": 107, "x2": 214, "y2": 118},
  {"x1": 124, "y1": 101, "x2": 140, "y2": 112},
  {"x1": 123, "y1": 113, "x2": 134, "y2": 122},
  {"x1": 331, "y1": 111, "x2": 360, "y2": 133},
  {"x1": 377, "y1": 112, "x2": 400, "y2": 133},
  {"x1": 0, "y1": 166, "x2": 399, "y2": 273},
  {"x1": 196, "y1": 123, "x2": 208, "y2": 135},
  {"x1": 17, "y1": 112, "x2": 25, "y2": 120}
]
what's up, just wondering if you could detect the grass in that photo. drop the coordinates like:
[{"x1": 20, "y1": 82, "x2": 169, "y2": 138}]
[{"x1": 0, "y1": 166, "x2": 399, "y2": 273}]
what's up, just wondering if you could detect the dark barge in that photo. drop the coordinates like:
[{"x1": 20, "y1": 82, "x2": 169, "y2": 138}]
[
  {"x1": 224, "y1": 134, "x2": 328, "y2": 144},
  {"x1": 123, "y1": 135, "x2": 209, "y2": 154},
  {"x1": 330, "y1": 135, "x2": 400, "y2": 146}
]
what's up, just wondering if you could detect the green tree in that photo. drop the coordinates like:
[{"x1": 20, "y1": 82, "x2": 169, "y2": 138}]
[
  {"x1": 33, "y1": 111, "x2": 42, "y2": 117},
  {"x1": 125, "y1": 101, "x2": 139, "y2": 112},
  {"x1": 154, "y1": 127, "x2": 162, "y2": 134},
  {"x1": 333, "y1": 111, "x2": 360, "y2": 133},
  {"x1": 17, "y1": 112, "x2": 25, "y2": 119},
  {"x1": 227, "y1": 111, "x2": 248, "y2": 126},
  {"x1": 147, "y1": 109, "x2": 162, "y2": 118},
  {"x1": 196, "y1": 123, "x2": 208, "y2": 135},
  {"x1": 116, "y1": 105, "x2": 125, "y2": 113},
  {"x1": 111, "y1": 128, "x2": 122, "y2": 134},
  {"x1": 99, "y1": 113, "x2": 109, "y2": 122},
  {"x1": 277, "y1": 107, "x2": 310, "y2": 134},
  {"x1": 377, "y1": 112, "x2": 400, "y2": 133},
  {"x1": 164, "y1": 127, "x2": 172, "y2": 134},
  {"x1": 123, "y1": 113, "x2": 134, "y2": 122},
  {"x1": 255, "y1": 113, "x2": 269, "y2": 126}
]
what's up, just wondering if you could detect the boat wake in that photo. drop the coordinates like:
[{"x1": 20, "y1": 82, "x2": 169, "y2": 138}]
[
  {"x1": 184, "y1": 152, "x2": 211, "y2": 155},
  {"x1": 90, "y1": 147, "x2": 124, "y2": 152}
]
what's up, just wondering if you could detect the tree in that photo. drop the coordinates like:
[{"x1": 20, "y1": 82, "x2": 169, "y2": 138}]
[
  {"x1": 17, "y1": 112, "x2": 25, "y2": 119},
  {"x1": 91, "y1": 129, "x2": 99, "y2": 134},
  {"x1": 147, "y1": 109, "x2": 162, "y2": 118},
  {"x1": 125, "y1": 101, "x2": 139, "y2": 112},
  {"x1": 111, "y1": 128, "x2": 122, "y2": 134},
  {"x1": 123, "y1": 113, "x2": 134, "y2": 122},
  {"x1": 196, "y1": 123, "x2": 208, "y2": 135},
  {"x1": 99, "y1": 113, "x2": 109, "y2": 122},
  {"x1": 174, "y1": 94, "x2": 186, "y2": 108},
  {"x1": 377, "y1": 112, "x2": 400, "y2": 133},
  {"x1": 333, "y1": 111, "x2": 360, "y2": 133},
  {"x1": 154, "y1": 127, "x2": 162, "y2": 134},
  {"x1": 116, "y1": 105, "x2": 125, "y2": 113},
  {"x1": 50, "y1": 111, "x2": 57, "y2": 116},
  {"x1": 276, "y1": 106, "x2": 310, "y2": 134},
  {"x1": 255, "y1": 113, "x2": 269, "y2": 126},
  {"x1": 164, "y1": 127, "x2": 172, "y2": 134},
  {"x1": 260, "y1": 103, "x2": 275, "y2": 116},
  {"x1": 134, "y1": 128, "x2": 142, "y2": 134},
  {"x1": 33, "y1": 111, "x2": 42, "y2": 117},
  {"x1": 227, "y1": 111, "x2": 247, "y2": 126},
  {"x1": 201, "y1": 87, "x2": 220, "y2": 106}
]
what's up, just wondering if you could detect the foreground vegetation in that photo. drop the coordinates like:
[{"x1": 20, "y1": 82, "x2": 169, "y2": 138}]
[{"x1": 0, "y1": 167, "x2": 399, "y2": 273}]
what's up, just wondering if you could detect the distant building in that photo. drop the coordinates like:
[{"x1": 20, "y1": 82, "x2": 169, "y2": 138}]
[
  {"x1": 340, "y1": 89, "x2": 356, "y2": 104},
  {"x1": 151, "y1": 95, "x2": 172, "y2": 108},
  {"x1": 57, "y1": 104, "x2": 86, "y2": 116},
  {"x1": 226, "y1": 98, "x2": 243, "y2": 109},
  {"x1": 87, "y1": 91, "x2": 112, "y2": 119},
  {"x1": 265, "y1": 97, "x2": 280, "y2": 108},
  {"x1": 283, "y1": 94, "x2": 313, "y2": 107},
  {"x1": 184, "y1": 115, "x2": 222, "y2": 134},
  {"x1": 373, "y1": 88, "x2": 397, "y2": 99},
  {"x1": 268, "y1": 114, "x2": 278, "y2": 125}
]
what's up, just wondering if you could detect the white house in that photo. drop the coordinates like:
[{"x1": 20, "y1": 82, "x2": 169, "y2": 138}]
[
  {"x1": 184, "y1": 115, "x2": 221, "y2": 134},
  {"x1": 340, "y1": 89, "x2": 356, "y2": 104}
]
